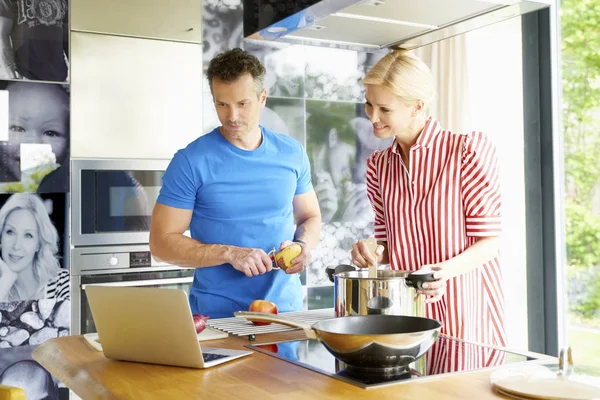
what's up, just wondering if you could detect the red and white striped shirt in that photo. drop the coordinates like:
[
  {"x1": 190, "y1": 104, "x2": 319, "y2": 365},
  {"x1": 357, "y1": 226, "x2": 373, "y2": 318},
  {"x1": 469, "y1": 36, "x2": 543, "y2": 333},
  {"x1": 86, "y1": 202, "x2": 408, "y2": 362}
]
[{"x1": 366, "y1": 117, "x2": 506, "y2": 373}]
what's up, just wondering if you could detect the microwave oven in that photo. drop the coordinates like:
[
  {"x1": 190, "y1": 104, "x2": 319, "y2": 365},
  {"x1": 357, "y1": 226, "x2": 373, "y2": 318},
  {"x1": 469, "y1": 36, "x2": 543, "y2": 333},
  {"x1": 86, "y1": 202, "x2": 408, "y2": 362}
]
[{"x1": 71, "y1": 158, "x2": 170, "y2": 246}]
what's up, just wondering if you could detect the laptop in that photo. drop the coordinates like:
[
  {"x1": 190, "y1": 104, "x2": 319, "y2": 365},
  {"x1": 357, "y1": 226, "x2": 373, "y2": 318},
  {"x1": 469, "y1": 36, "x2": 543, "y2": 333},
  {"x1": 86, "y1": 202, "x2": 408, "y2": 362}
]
[{"x1": 84, "y1": 285, "x2": 252, "y2": 369}]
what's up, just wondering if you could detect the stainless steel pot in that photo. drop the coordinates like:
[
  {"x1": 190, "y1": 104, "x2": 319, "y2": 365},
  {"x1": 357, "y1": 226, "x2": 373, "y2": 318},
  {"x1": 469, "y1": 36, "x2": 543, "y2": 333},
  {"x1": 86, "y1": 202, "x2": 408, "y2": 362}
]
[{"x1": 326, "y1": 265, "x2": 436, "y2": 318}]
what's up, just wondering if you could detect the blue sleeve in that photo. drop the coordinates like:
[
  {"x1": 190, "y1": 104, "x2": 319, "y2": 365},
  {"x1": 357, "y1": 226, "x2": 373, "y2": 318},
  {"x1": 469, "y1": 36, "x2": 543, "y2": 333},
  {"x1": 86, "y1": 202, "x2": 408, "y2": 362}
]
[
  {"x1": 295, "y1": 144, "x2": 313, "y2": 195},
  {"x1": 156, "y1": 150, "x2": 198, "y2": 210}
]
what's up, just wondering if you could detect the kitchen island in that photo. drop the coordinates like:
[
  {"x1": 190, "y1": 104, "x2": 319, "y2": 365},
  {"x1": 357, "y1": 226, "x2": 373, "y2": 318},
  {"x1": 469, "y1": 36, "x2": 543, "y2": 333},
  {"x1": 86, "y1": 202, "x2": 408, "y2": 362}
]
[{"x1": 33, "y1": 330, "x2": 547, "y2": 400}]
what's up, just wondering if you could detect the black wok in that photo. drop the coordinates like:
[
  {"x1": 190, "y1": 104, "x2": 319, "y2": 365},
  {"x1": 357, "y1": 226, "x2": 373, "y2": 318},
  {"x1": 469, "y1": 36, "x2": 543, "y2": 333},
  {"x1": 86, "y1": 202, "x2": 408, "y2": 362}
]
[{"x1": 234, "y1": 312, "x2": 442, "y2": 371}]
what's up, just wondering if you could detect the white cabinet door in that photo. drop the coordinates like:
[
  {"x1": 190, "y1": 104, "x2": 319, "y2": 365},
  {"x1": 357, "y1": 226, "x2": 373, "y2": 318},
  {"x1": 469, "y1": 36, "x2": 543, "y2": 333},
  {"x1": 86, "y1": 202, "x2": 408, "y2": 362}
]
[
  {"x1": 70, "y1": 32, "x2": 203, "y2": 159},
  {"x1": 71, "y1": 0, "x2": 201, "y2": 43}
]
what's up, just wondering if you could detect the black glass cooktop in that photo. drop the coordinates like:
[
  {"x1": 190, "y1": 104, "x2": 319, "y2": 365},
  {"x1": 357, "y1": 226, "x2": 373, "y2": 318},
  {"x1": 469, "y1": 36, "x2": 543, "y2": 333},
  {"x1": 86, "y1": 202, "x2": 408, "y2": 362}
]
[{"x1": 246, "y1": 335, "x2": 540, "y2": 389}]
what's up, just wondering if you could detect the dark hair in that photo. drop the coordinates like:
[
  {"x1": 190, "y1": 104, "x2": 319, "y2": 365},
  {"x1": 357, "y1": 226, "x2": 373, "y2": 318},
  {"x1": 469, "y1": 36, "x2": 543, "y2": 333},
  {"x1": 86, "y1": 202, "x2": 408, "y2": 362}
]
[{"x1": 206, "y1": 48, "x2": 266, "y2": 95}]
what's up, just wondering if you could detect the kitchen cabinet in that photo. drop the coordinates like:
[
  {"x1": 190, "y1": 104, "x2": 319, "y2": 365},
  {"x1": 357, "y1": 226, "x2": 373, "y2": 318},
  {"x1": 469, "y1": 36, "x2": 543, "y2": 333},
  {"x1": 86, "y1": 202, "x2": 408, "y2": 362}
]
[
  {"x1": 70, "y1": 32, "x2": 203, "y2": 159},
  {"x1": 71, "y1": 0, "x2": 201, "y2": 43}
]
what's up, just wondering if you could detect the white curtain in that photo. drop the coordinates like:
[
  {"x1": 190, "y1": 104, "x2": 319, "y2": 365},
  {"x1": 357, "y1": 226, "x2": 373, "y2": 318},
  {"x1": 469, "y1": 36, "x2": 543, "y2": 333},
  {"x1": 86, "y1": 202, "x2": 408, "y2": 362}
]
[{"x1": 413, "y1": 35, "x2": 471, "y2": 134}]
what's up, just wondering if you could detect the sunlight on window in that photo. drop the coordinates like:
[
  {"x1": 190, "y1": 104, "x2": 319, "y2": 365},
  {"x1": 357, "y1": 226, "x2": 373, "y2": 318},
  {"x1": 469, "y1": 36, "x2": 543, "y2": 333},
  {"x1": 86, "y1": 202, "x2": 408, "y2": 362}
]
[
  {"x1": 466, "y1": 18, "x2": 528, "y2": 351},
  {"x1": 561, "y1": 0, "x2": 600, "y2": 368}
]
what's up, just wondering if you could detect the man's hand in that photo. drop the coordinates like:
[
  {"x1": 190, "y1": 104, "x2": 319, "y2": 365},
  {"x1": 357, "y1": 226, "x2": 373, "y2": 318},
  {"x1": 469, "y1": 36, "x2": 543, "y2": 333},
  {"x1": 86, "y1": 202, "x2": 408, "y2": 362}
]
[
  {"x1": 279, "y1": 240, "x2": 311, "y2": 275},
  {"x1": 229, "y1": 247, "x2": 273, "y2": 277}
]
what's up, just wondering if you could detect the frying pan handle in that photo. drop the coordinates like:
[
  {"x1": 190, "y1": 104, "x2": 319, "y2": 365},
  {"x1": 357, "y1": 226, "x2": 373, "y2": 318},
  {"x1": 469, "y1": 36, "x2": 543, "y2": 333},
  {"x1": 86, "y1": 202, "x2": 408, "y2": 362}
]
[
  {"x1": 405, "y1": 271, "x2": 437, "y2": 289},
  {"x1": 234, "y1": 311, "x2": 318, "y2": 339}
]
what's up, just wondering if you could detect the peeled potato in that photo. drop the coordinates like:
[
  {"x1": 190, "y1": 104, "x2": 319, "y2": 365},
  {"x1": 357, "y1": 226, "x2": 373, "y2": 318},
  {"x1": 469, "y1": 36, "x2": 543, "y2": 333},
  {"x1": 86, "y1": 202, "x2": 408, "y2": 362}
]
[{"x1": 274, "y1": 244, "x2": 302, "y2": 270}]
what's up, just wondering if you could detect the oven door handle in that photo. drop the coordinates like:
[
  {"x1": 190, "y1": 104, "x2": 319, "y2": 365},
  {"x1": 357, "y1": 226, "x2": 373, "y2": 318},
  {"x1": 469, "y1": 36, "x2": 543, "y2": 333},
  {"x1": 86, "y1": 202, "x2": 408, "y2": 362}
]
[{"x1": 81, "y1": 277, "x2": 194, "y2": 289}]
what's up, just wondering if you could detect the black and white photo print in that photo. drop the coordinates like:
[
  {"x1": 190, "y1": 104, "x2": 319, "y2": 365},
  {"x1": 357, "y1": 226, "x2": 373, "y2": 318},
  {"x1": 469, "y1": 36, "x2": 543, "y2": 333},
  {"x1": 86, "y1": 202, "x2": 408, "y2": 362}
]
[
  {"x1": 0, "y1": 192, "x2": 68, "y2": 303},
  {"x1": 304, "y1": 46, "x2": 363, "y2": 102},
  {"x1": 202, "y1": 0, "x2": 243, "y2": 81},
  {"x1": 247, "y1": 41, "x2": 304, "y2": 99},
  {"x1": 0, "y1": 0, "x2": 69, "y2": 83},
  {"x1": 0, "y1": 345, "x2": 67, "y2": 399},
  {"x1": 305, "y1": 100, "x2": 392, "y2": 287},
  {"x1": 202, "y1": 0, "x2": 304, "y2": 98},
  {"x1": 0, "y1": 81, "x2": 70, "y2": 193},
  {"x1": 0, "y1": 298, "x2": 70, "y2": 348},
  {"x1": 0, "y1": 192, "x2": 69, "y2": 358},
  {"x1": 264, "y1": 97, "x2": 305, "y2": 143}
]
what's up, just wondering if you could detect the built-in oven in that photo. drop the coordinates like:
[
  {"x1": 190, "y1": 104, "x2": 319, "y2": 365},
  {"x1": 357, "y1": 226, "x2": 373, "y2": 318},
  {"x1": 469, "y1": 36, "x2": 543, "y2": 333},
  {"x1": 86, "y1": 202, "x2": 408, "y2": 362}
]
[
  {"x1": 71, "y1": 245, "x2": 195, "y2": 335},
  {"x1": 70, "y1": 158, "x2": 196, "y2": 335},
  {"x1": 71, "y1": 158, "x2": 169, "y2": 246}
]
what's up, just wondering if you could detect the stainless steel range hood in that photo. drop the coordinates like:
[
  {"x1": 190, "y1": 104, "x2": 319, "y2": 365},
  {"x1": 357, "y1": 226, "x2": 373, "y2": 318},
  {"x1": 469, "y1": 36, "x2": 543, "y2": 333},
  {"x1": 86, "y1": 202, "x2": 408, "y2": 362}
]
[{"x1": 243, "y1": 0, "x2": 552, "y2": 51}]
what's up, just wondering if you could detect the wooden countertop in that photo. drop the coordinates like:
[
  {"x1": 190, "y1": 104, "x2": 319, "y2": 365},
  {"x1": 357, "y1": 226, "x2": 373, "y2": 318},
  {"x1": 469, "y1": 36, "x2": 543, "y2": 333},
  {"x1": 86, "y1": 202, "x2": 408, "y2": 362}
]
[{"x1": 32, "y1": 331, "x2": 547, "y2": 400}]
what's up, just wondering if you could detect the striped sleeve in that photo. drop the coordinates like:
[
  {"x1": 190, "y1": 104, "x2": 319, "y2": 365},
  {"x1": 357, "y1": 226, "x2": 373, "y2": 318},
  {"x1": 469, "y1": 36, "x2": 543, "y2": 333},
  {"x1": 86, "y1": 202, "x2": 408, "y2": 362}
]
[
  {"x1": 45, "y1": 269, "x2": 70, "y2": 301},
  {"x1": 365, "y1": 151, "x2": 387, "y2": 241},
  {"x1": 461, "y1": 132, "x2": 502, "y2": 237}
]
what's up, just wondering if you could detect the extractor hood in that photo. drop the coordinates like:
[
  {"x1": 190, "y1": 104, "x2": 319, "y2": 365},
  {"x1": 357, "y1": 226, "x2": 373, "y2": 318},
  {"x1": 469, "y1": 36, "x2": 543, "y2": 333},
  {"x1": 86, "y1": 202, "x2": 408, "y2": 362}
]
[{"x1": 243, "y1": 0, "x2": 552, "y2": 51}]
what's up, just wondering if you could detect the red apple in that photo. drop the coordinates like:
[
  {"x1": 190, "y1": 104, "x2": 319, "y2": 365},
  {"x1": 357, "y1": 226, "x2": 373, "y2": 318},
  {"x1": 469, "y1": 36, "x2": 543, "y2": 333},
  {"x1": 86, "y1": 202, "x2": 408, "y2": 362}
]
[
  {"x1": 193, "y1": 314, "x2": 210, "y2": 334},
  {"x1": 259, "y1": 343, "x2": 279, "y2": 353},
  {"x1": 248, "y1": 300, "x2": 278, "y2": 326}
]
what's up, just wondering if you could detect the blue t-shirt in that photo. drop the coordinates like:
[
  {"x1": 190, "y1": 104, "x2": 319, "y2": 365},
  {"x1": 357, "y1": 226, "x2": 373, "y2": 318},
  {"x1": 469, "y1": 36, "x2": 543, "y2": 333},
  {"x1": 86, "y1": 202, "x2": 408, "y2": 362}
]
[{"x1": 156, "y1": 126, "x2": 313, "y2": 318}]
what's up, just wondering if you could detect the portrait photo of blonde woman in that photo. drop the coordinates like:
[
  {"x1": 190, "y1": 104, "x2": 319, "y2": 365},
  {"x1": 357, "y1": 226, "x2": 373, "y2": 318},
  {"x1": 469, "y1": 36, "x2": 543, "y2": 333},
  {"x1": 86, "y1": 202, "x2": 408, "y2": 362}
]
[{"x1": 0, "y1": 193, "x2": 68, "y2": 302}]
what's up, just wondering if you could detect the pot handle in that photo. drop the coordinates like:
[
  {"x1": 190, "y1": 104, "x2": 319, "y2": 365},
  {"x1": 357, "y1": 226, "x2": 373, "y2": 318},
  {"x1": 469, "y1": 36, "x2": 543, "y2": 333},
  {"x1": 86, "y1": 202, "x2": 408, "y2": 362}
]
[
  {"x1": 405, "y1": 270, "x2": 437, "y2": 289},
  {"x1": 234, "y1": 311, "x2": 318, "y2": 339},
  {"x1": 325, "y1": 264, "x2": 356, "y2": 283}
]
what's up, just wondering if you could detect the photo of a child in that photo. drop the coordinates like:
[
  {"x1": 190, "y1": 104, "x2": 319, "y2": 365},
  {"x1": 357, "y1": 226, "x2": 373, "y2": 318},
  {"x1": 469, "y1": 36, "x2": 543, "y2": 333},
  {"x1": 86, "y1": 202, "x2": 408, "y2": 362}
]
[{"x1": 0, "y1": 81, "x2": 70, "y2": 193}]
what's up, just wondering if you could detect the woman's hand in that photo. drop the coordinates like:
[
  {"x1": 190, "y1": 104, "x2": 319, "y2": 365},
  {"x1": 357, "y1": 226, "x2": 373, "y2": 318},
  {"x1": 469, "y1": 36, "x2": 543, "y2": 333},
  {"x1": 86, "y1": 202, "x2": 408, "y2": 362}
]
[
  {"x1": 0, "y1": 258, "x2": 17, "y2": 282},
  {"x1": 416, "y1": 264, "x2": 448, "y2": 304},
  {"x1": 351, "y1": 239, "x2": 385, "y2": 268},
  {"x1": 0, "y1": 258, "x2": 18, "y2": 301}
]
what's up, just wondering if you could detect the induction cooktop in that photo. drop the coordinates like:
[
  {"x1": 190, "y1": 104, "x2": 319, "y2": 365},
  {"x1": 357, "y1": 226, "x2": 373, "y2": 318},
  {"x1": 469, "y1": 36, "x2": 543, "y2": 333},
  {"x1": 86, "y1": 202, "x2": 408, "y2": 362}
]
[{"x1": 246, "y1": 335, "x2": 541, "y2": 389}]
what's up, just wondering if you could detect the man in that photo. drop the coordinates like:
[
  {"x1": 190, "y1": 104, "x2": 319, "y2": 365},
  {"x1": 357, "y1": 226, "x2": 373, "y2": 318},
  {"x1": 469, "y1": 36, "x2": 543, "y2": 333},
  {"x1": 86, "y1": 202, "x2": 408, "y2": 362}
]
[
  {"x1": 0, "y1": 0, "x2": 69, "y2": 82},
  {"x1": 150, "y1": 48, "x2": 321, "y2": 318}
]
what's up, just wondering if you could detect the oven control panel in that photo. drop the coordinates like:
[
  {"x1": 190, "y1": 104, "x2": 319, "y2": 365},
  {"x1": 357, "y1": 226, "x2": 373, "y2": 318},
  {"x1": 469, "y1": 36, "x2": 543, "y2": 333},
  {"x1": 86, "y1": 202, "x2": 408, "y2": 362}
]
[
  {"x1": 72, "y1": 246, "x2": 175, "y2": 273},
  {"x1": 130, "y1": 251, "x2": 151, "y2": 268}
]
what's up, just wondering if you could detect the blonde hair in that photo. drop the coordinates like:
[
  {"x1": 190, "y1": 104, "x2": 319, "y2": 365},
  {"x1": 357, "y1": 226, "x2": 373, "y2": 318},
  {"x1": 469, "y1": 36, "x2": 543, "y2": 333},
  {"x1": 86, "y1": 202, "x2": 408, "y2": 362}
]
[
  {"x1": 0, "y1": 193, "x2": 61, "y2": 301},
  {"x1": 363, "y1": 47, "x2": 435, "y2": 115}
]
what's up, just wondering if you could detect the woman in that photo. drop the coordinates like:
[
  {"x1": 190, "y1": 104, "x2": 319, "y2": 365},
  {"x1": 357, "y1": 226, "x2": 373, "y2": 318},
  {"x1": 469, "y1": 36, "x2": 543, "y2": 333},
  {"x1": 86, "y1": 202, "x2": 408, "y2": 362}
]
[
  {"x1": 351, "y1": 49, "x2": 505, "y2": 371},
  {"x1": 0, "y1": 193, "x2": 69, "y2": 302}
]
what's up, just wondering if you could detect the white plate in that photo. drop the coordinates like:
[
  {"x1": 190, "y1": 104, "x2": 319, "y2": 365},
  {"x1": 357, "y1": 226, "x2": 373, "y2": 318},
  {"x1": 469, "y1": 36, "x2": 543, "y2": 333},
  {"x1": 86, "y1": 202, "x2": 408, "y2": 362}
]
[{"x1": 490, "y1": 364, "x2": 600, "y2": 400}]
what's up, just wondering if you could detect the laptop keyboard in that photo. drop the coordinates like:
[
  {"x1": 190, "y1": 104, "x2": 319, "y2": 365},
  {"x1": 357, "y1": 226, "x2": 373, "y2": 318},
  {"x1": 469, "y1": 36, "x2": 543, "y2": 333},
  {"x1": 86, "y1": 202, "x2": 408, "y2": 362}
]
[{"x1": 203, "y1": 353, "x2": 228, "y2": 363}]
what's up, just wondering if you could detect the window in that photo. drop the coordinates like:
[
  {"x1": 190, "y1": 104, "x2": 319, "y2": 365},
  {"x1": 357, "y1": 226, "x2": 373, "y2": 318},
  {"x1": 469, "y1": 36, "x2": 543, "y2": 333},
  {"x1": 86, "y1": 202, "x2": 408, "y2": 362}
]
[{"x1": 561, "y1": 0, "x2": 600, "y2": 367}]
